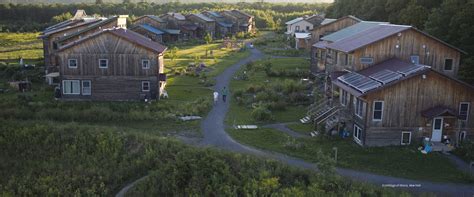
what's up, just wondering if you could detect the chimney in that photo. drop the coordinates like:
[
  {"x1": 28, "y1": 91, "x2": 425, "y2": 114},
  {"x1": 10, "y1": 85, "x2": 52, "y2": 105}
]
[{"x1": 117, "y1": 15, "x2": 129, "y2": 29}]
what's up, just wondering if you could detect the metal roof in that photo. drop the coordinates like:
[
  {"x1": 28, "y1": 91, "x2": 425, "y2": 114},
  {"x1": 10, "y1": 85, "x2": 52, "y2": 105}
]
[
  {"x1": 313, "y1": 40, "x2": 330, "y2": 48},
  {"x1": 326, "y1": 24, "x2": 411, "y2": 53},
  {"x1": 56, "y1": 16, "x2": 119, "y2": 43},
  {"x1": 191, "y1": 13, "x2": 215, "y2": 22},
  {"x1": 58, "y1": 28, "x2": 167, "y2": 54},
  {"x1": 295, "y1": 33, "x2": 311, "y2": 39},
  {"x1": 138, "y1": 24, "x2": 165, "y2": 35},
  {"x1": 161, "y1": 28, "x2": 180, "y2": 35},
  {"x1": 216, "y1": 21, "x2": 233, "y2": 28},
  {"x1": 321, "y1": 21, "x2": 389, "y2": 43},
  {"x1": 285, "y1": 17, "x2": 304, "y2": 25},
  {"x1": 203, "y1": 11, "x2": 223, "y2": 18},
  {"x1": 320, "y1": 18, "x2": 336, "y2": 25}
]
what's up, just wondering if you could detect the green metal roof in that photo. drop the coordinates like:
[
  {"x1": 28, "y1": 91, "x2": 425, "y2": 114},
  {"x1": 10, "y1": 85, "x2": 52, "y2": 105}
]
[{"x1": 322, "y1": 21, "x2": 388, "y2": 43}]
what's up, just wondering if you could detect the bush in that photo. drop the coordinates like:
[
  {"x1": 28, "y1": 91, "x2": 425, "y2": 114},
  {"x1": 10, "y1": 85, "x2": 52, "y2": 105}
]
[
  {"x1": 453, "y1": 141, "x2": 474, "y2": 162},
  {"x1": 268, "y1": 101, "x2": 287, "y2": 111},
  {"x1": 251, "y1": 106, "x2": 273, "y2": 121}
]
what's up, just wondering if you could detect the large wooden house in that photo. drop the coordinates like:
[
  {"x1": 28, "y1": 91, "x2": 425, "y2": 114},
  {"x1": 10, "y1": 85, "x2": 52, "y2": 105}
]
[
  {"x1": 160, "y1": 12, "x2": 198, "y2": 40},
  {"x1": 310, "y1": 15, "x2": 361, "y2": 44},
  {"x1": 202, "y1": 11, "x2": 233, "y2": 38},
  {"x1": 220, "y1": 10, "x2": 255, "y2": 33},
  {"x1": 55, "y1": 28, "x2": 167, "y2": 101},
  {"x1": 331, "y1": 58, "x2": 474, "y2": 146},
  {"x1": 186, "y1": 13, "x2": 216, "y2": 38}
]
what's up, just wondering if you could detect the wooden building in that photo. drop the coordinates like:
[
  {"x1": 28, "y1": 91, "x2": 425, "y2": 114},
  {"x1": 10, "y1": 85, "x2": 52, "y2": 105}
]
[
  {"x1": 331, "y1": 58, "x2": 474, "y2": 146},
  {"x1": 133, "y1": 15, "x2": 167, "y2": 29},
  {"x1": 55, "y1": 28, "x2": 167, "y2": 101},
  {"x1": 130, "y1": 24, "x2": 165, "y2": 43},
  {"x1": 309, "y1": 15, "x2": 361, "y2": 44},
  {"x1": 202, "y1": 11, "x2": 233, "y2": 38},
  {"x1": 186, "y1": 13, "x2": 216, "y2": 38},
  {"x1": 220, "y1": 10, "x2": 255, "y2": 33},
  {"x1": 324, "y1": 24, "x2": 466, "y2": 78}
]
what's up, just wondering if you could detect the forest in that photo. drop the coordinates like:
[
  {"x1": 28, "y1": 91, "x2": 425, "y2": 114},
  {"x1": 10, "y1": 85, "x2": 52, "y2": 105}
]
[{"x1": 326, "y1": 0, "x2": 474, "y2": 84}]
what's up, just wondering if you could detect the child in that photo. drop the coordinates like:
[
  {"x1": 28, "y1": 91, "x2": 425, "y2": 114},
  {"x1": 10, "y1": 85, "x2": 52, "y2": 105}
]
[{"x1": 213, "y1": 91, "x2": 219, "y2": 103}]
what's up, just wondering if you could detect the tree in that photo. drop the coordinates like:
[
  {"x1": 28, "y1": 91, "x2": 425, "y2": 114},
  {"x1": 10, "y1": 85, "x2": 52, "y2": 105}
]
[
  {"x1": 123, "y1": 0, "x2": 131, "y2": 3},
  {"x1": 96, "y1": 0, "x2": 104, "y2": 4},
  {"x1": 51, "y1": 12, "x2": 73, "y2": 24},
  {"x1": 204, "y1": 33, "x2": 213, "y2": 45},
  {"x1": 398, "y1": 0, "x2": 430, "y2": 29},
  {"x1": 169, "y1": 46, "x2": 178, "y2": 62}
]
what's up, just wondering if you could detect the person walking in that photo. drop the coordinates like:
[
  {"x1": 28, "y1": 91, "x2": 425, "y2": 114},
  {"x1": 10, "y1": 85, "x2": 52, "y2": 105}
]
[
  {"x1": 213, "y1": 91, "x2": 219, "y2": 104},
  {"x1": 221, "y1": 86, "x2": 228, "y2": 102}
]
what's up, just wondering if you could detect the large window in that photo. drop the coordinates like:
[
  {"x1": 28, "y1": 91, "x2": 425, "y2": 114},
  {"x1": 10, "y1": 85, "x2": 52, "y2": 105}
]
[
  {"x1": 444, "y1": 59, "x2": 453, "y2": 71},
  {"x1": 62, "y1": 80, "x2": 80, "y2": 95},
  {"x1": 353, "y1": 125, "x2": 362, "y2": 145},
  {"x1": 340, "y1": 89, "x2": 348, "y2": 106},
  {"x1": 459, "y1": 102, "x2": 470, "y2": 121},
  {"x1": 401, "y1": 132, "x2": 411, "y2": 145},
  {"x1": 142, "y1": 59, "x2": 150, "y2": 69},
  {"x1": 372, "y1": 101, "x2": 384, "y2": 121},
  {"x1": 354, "y1": 98, "x2": 365, "y2": 118},
  {"x1": 68, "y1": 59, "x2": 77, "y2": 68},
  {"x1": 99, "y1": 59, "x2": 108, "y2": 68},
  {"x1": 142, "y1": 81, "x2": 150, "y2": 92},
  {"x1": 82, "y1": 80, "x2": 91, "y2": 95}
]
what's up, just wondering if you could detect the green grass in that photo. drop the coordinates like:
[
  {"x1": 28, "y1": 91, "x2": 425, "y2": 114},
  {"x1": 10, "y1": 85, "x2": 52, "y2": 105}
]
[
  {"x1": 228, "y1": 128, "x2": 474, "y2": 183},
  {"x1": 0, "y1": 33, "x2": 43, "y2": 60},
  {"x1": 287, "y1": 123, "x2": 314, "y2": 135}
]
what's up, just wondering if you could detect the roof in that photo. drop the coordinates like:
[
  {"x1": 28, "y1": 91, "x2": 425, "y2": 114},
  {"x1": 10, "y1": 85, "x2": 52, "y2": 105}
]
[
  {"x1": 134, "y1": 15, "x2": 166, "y2": 23},
  {"x1": 216, "y1": 21, "x2": 233, "y2": 28},
  {"x1": 203, "y1": 11, "x2": 222, "y2": 18},
  {"x1": 286, "y1": 17, "x2": 304, "y2": 25},
  {"x1": 71, "y1": 10, "x2": 87, "y2": 20},
  {"x1": 58, "y1": 28, "x2": 167, "y2": 54},
  {"x1": 326, "y1": 24, "x2": 411, "y2": 53},
  {"x1": 190, "y1": 13, "x2": 214, "y2": 22},
  {"x1": 231, "y1": 10, "x2": 252, "y2": 18},
  {"x1": 180, "y1": 24, "x2": 198, "y2": 31},
  {"x1": 332, "y1": 58, "x2": 430, "y2": 97},
  {"x1": 319, "y1": 15, "x2": 361, "y2": 28},
  {"x1": 295, "y1": 33, "x2": 311, "y2": 39},
  {"x1": 137, "y1": 24, "x2": 165, "y2": 35},
  {"x1": 321, "y1": 21, "x2": 389, "y2": 43},
  {"x1": 168, "y1": 12, "x2": 186, "y2": 20},
  {"x1": 160, "y1": 28, "x2": 180, "y2": 34},
  {"x1": 56, "y1": 16, "x2": 119, "y2": 43},
  {"x1": 421, "y1": 106, "x2": 460, "y2": 119},
  {"x1": 313, "y1": 40, "x2": 330, "y2": 49},
  {"x1": 321, "y1": 18, "x2": 336, "y2": 25},
  {"x1": 41, "y1": 19, "x2": 101, "y2": 38}
]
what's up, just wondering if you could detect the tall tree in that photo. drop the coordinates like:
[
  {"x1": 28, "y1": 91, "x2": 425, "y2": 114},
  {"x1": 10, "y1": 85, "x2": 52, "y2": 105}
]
[
  {"x1": 398, "y1": 0, "x2": 430, "y2": 28},
  {"x1": 96, "y1": 0, "x2": 104, "y2": 4}
]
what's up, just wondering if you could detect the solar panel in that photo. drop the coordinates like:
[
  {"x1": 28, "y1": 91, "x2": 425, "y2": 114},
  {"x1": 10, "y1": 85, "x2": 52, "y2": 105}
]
[
  {"x1": 397, "y1": 64, "x2": 425, "y2": 76},
  {"x1": 338, "y1": 72, "x2": 381, "y2": 93},
  {"x1": 369, "y1": 69, "x2": 403, "y2": 84}
]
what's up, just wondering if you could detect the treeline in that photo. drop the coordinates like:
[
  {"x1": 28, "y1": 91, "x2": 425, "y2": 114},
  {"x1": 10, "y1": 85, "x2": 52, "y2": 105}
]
[
  {"x1": 0, "y1": 121, "x2": 412, "y2": 196},
  {"x1": 326, "y1": 0, "x2": 474, "y2": 83},
  {"x1": 0, "y1": 2, "x2": 328, "y2": 32}
]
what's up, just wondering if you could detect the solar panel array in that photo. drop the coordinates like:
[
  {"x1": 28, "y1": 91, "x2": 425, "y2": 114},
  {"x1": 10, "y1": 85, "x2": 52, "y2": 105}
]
[
  {"x1": 369, "y1": 69, "x2": 403, "y2": 84},
  {"x1": 338, "y1": 72, "x2": 382, "y2": 93},
  {"x1": 397, "y1": 64, "x2": 425, "y2": 76}
]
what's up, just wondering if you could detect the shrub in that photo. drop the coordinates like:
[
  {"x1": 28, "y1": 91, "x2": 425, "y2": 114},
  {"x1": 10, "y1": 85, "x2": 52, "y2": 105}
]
[
  {"x1": 268, "y1": 101, "x2": 287, "y2": 111},
  {"x1": 255, "y1": 90, "x2": 279, "y2": 103},
  {"x1": 282, "y1": 79, "x2": 304, "y2": 94},
  {"x1": 251, "y1": 106, "x2": 272, "y2": 121},
  {"x1": 245, "y1": 84, "x2": 265, "y2": 93},
  {"x1": 453, "y1": 141, "x2": 474, "y2": 162}
]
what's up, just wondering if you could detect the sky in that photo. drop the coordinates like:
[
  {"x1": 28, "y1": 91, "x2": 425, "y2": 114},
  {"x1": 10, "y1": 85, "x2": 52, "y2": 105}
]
[{"x1": 0, "y1": 0, "x2": 334, "y2": 4}]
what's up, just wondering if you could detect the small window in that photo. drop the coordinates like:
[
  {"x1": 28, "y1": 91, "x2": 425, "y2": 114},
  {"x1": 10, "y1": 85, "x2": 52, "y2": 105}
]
[
  {"x1": 444, "y1": 59, "x2": 453, "y2": 71},
  {"x1": 62, "y1": 80, "x2": 80, "y2": 95},
  {"x1": 459, "y1": 131, "x2": 466, "y2": 142},
  {"x1": 353, "y1": 125, "x2": 363, "y2": 145},
  {"x1": 340, "y1": 89, "x2": 348, "y2": 106},
  {"x1": 360, "y1": 57, "x2": 374, "y2": 65},
  {"x1": 306, "y1": 26, "x2": 310, "y2": 31},
  {"x1": 334, "y1": 52, "x2": 338, "y2": 64},
  {"x1": 344, "y1": 54, "x2": 349, "y2": 65},
  {"x1": 314, "y1": 51, "x2": 319, "y2": 59},
  {"x1": 348, "y1": 54, "x2": 353, "y2": 65},
  {"x1": 82, "y1": 80, "x2": 91, "y2": 95},
  {"x1": 295, "y1": 26, "x2": 300, "y2": 31},
  {"x1": 99, "y1": 59, "x2": 108, "y2": 68},
  {"x1": 142, "y1": 81, "x2": 150, "y2": 92},
  {"x1": 411, "y1": 55, "x2": 419, "y2": 64},
  {"x1": 68, "y1": 59, "x2": 77, "y2": 68},
  {"x1": 373, "y1": 101, "x2": 384, "y2": 121},
  {"x1": 142, "y1": 59, "x2": 150, "y2": 69},
  {"x1": 401, "y1": 132, "x2": 411, "y2": 145},
  {"x1": 321, "y1": 51, "x2": 325, "y2": 59},
  {"x1": 459, "y1": 102, "x2": 470, "y2": 121},
  {"x1": 355, "y1": 98, "x2": 365, "y2": 118}
]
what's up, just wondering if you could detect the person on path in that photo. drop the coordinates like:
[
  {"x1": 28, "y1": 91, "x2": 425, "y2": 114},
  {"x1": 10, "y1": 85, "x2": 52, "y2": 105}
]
[
  {"x1": 213, "y1": 91, "x2": 219, "y2": 104},
  {"x1": 221, "y1": 87, "x2": 228, "y2": 102}
]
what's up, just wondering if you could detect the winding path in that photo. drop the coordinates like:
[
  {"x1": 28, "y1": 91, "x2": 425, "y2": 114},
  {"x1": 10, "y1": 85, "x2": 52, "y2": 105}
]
[{"x1": 199, "y1": 45, "x2": 474, "y2": 197}]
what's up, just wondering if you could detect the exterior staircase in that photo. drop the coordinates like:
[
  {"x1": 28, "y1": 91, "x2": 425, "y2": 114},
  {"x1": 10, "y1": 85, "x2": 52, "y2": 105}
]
[{"x1": 300, "y1": 100, "x2": 329, "y2": 124}]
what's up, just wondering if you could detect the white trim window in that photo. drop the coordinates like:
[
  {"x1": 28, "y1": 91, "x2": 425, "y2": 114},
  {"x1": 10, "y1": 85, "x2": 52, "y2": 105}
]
[
  {"x1": 142, "y1": 81, "x2": 150, "y2": 92},
  {"x1": 372, "y1": 101, "x2": 384, "y2": 121},
  {"x1": 82, "y1": 80, "x2": 91, "y2": 95},
  {"x1": 99, "y1": 59, "x2": 108, "y2": 68},
  {"x1": 340, "y1": 89, "x2": 348, "y2": 106},
  {"x1": 459, "y1": 102, "x2": 470, "y2": 121},
  {"x1": 62, "y1": 80, "x2": 80, "y2": 95},
  {"x1": 401, "y1": 132, "x2": 411, "y2": 145},
  {"x1": 353, "y1": 125, "x2": 363, "y2": 145},
  {"x1": 68, "y1": 59, "x2": 78, "y2": 68},
  {"x1": 354, "y1": 98, "x2": 365, "y2": 118},
  {"x1": 142, "y1": 59, "x2": 150, "y2": 69}
]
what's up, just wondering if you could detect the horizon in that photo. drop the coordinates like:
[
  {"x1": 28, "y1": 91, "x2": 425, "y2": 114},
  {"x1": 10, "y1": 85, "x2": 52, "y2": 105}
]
[{"x1": 0, "y1": 0, "x2": 334, "y2": 4}]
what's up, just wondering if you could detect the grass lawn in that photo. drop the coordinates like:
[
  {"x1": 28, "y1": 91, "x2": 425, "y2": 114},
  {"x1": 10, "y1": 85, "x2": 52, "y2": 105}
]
[
  {"x1": 287, "y1": 123, "x2": 314, "y2": 135},
  {"x1": 228, "y1": 128, "x2": 474, "y2": 183},
  {"x1": 0, "y1": 32, "x2": 43, "y2": 60}
]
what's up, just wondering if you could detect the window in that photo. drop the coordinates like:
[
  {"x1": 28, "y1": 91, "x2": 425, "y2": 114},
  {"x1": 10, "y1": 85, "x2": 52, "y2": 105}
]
[
  {"x1": 348, "y1": 54, "x2": 353, "y2": 65},
  {"x1": 459, "y1": 131, "x2": 466, "y2": 142},
  {"x1": 354, "y1": 98, "x2": 365, "y2": 118},
  {"x1": 459, "y1": 102, "x2": 470, "y2": 121},
  {"x1": 142, "y1": 59, "x2": 150, "y2": 69},
  {"x1": 314, "y1": 51, "x2": 319, "y2": 59},
  {"x1": 295, "y1": 26, "x2": 300, "y2": 31},
  {"x1": 82, "y1": 80, "x2": 91, "y2": 95},
  {"x1": 321, "y1": 51, "x2": 326, "y2": 59},
  {"x1": 360, "y1": 57, "x2": 374, "y2": 65},
  {"x1": 372, "y1": 101, "x2": 384, "y2": 121},
  {"x1": 353, "y1": 125, "x2": 362, "y2": 145},
  {"x1": 401, "y1": 132, "x2": 411, "y2": 145},
  {"x1": 344, "y1": 54, "x2": 349, "y2": 65},
  {"x1": 306, "y1": 26, "x2": 310, "y2": 31},
  {"x1": 444, "y1": 59, "x2": 453, "y2": 71},
  {"x1": 142, "y1": 81, "x2": 150, "y2": 92},
  {"x1": 340, "y1": 89, "x2": 348, "y2": 106},
  {"x1": 68, "y1": 59, "x2": 77, "y2": 68},
  {"x1": 99, "y1": 59, "x2": 108, "y2": 68},
  {"x1": 334, "y1": 52, "x2": 338, "y2": 64},
  {"x1": 62, "y1": 80, "x2": 80, "y2": 95},
  {"x1": 410, "y1": 55, "x2": 419, "y2": 64}
]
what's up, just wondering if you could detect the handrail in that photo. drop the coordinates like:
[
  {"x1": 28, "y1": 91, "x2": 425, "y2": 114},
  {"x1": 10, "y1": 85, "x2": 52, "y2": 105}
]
[
  {"x1": 317, "y1": 107, "x2": 341, "y2": 124},
  {"x1": 307, "y1": 99, "x2": 329, "y2": 116},
  {"x1": 314, "y1": 106, "x2": 337, "y2": 122}
]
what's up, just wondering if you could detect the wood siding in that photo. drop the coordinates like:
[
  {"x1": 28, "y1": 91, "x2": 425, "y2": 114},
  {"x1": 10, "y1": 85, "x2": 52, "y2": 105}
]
[
  {"x1": 133, "y1": 16, "x2": 166, "y2": 29},
  {"x1": 186, "y1": 15, "x2": 216, "y2": 37},
  {"x1": 310, "y1": 17, "x2": 359, "y2": 43}
]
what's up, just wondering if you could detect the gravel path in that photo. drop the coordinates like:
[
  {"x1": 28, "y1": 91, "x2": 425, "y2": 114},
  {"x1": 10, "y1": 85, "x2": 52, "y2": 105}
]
[{"x1": 262, "y1": 123, "x2": 306, "y2": 138}]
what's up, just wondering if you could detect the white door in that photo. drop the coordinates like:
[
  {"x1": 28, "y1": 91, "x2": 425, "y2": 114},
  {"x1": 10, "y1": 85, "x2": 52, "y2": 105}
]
[{"x1": 432, "y1": 118, "x2": 443, "y2": 142}]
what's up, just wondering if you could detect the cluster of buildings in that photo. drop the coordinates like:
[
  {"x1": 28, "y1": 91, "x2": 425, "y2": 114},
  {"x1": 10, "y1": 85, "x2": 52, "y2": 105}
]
[
  {"x1": 290, "y1": 15, "x2": 474, "y2": 147},
  {"x1": 40, "y1": 10, "x2": 254, "y2": 101}
]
